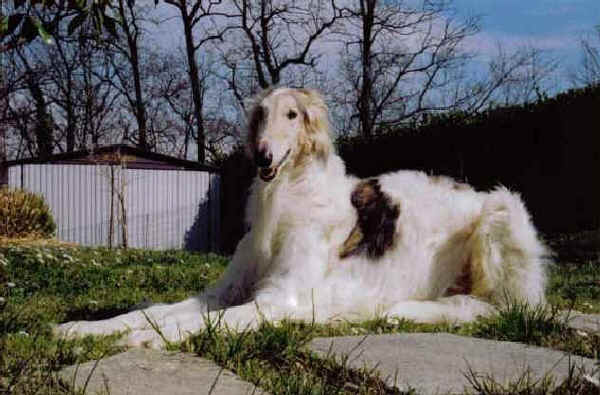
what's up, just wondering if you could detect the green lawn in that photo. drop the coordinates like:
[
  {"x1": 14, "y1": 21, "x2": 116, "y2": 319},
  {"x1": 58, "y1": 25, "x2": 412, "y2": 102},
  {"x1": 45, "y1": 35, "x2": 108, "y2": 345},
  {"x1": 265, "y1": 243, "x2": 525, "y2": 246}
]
[
  {"x1": 1, "y1": 240, "x2": 599, "y2": 394},
  {"x1": 0, "y1": 245, "x2": 226, "y2": 393}
]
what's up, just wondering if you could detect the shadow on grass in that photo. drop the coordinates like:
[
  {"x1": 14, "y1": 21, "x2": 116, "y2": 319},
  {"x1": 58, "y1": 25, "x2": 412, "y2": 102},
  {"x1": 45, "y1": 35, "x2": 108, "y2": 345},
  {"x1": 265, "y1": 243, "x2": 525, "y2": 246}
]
[{"x1": 62, "y1": 307, "x2": 131, "y2": 323}]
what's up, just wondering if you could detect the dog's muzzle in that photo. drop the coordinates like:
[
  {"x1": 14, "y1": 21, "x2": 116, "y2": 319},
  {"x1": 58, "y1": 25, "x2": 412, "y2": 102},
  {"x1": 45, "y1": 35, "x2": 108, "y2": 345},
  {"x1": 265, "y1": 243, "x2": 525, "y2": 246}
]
[{"x1": 259, "y1": 149, "x2": 291, "y2": 182}]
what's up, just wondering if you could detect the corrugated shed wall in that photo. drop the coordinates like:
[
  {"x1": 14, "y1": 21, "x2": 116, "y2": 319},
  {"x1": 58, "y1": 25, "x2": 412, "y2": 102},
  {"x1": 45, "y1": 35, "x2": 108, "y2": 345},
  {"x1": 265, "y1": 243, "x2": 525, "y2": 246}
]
[{"x1": 7, "y1": 164, "x2": 220, "y2": 251}]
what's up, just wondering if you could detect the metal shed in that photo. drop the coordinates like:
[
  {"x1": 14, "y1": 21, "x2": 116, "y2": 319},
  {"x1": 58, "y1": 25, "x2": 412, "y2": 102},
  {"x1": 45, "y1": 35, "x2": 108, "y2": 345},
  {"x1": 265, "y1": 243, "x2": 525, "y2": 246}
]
[{"x1": 0, "y1": 145, "x2": 220, "y2": 251}]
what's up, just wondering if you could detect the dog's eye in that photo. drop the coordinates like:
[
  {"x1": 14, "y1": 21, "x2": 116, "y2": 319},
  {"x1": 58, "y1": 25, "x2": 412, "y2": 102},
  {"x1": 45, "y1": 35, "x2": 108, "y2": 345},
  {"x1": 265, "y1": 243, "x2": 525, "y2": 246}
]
[{"x1": 287, "y1": 110, "x2": 297, "y2": 120}]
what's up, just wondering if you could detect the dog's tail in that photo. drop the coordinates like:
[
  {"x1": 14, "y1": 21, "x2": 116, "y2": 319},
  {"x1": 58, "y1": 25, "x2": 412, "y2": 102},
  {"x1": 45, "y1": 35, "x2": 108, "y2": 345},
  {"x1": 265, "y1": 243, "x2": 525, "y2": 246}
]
[{"x1": 469, "y1": 187, "x2": 548, "y2": 306}]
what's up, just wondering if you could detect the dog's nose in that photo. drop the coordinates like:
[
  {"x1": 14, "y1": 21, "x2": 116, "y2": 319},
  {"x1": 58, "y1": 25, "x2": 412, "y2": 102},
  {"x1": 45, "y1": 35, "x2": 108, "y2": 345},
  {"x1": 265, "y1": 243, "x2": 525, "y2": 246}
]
[{"x1": 256, "y1": 142, "x2": 273, "y2": 168}]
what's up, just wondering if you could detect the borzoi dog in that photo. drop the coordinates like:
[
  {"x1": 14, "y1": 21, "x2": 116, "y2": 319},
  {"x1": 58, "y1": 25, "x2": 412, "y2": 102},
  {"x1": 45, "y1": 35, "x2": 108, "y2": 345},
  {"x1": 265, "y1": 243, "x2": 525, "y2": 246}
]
[{"x1": 56, "y1": 87, "x2": 547, "y2": 348}]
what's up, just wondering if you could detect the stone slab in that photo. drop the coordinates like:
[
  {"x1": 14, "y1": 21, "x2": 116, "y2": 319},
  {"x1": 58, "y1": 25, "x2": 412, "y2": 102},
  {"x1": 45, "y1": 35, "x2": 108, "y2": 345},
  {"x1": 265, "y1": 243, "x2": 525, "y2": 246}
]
[
  {"x1": 60, "y1": 348, "x2": 266, "y2": 395},
  {"x1": 565, "y1": 312, "x2": 600, "y2": 333},
  {"x1": 308, "y1": 333, "x2": 597, "y2": 394}
]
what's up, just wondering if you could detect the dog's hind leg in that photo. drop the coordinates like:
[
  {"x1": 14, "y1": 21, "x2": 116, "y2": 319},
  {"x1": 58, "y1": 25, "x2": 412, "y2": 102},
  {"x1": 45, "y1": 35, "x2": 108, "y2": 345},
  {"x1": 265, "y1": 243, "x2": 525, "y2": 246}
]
[
  {"x1": 388, "y1": 188, "x2": 549, "y2": 325},
  {"x1": 468, "y1": 187, "x2": 547, "y2": 306}
]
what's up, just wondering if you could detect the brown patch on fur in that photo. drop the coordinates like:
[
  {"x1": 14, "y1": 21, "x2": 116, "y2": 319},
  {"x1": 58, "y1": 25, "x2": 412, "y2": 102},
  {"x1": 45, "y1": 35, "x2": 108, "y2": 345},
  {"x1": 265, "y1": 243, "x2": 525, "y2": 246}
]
[
  {"x1": 294, "y1": 127, "x2": 318, "y2": 167},
  {"x1": 350, "y1": 179, "x2": 379, "y2": 209},
  {"x1": 293, "y1": 89, "x2": 331, "y2": 166},
  {"x1": 445, "y1": 258, "x2": 473, "y2": 296},
  {"x1": 339, "y1": 224, "x2": 364, "y2": 259},
  {"x1": 339, "y1": 179, "x2": 400, "y2": 259}
]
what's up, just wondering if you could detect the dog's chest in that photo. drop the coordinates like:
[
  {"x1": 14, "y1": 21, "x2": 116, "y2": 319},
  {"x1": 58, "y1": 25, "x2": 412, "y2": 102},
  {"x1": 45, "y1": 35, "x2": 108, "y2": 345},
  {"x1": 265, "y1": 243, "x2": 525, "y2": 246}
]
[{"x1": 281, "y1": 180, "x2": 349, "y2": 224}]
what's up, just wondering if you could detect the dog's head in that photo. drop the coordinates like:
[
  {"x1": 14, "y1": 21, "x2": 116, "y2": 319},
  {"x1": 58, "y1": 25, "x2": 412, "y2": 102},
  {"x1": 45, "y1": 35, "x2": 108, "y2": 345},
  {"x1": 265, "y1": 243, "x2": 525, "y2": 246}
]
[{"x1": 246, "y1": 87, "x2": 332, "y2": 182}]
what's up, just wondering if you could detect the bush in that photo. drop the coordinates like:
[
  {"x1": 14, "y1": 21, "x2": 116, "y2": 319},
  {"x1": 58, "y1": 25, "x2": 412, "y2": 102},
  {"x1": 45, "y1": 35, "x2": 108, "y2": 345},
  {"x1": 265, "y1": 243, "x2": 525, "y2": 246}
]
[{"x1": 0, "y1": 188, "x2": 56, "y2": 239}]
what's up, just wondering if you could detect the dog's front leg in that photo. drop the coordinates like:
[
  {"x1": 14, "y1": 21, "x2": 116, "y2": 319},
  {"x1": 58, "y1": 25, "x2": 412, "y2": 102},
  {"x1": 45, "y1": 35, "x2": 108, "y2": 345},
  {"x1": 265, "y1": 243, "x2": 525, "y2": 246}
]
[
  {"x1": 122, "y1": 300, "x2": 290, "y2": 348},
  {"x1": 54, "y1": 296, "x2": 208, "y2": 340},
  {"x1": 54, "y1": 232, "x2": 263, "y2": 344},
  {"x1": 253, "y1": 226, "x2": 331, "y2": 318}
]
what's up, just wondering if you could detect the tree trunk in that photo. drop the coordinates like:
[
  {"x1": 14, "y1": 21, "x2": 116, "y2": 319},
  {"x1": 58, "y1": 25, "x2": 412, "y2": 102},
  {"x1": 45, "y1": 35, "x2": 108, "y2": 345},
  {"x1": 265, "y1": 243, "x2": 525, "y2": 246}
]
[
  {"x1": 66, "y1": 89, "x2": 76, "y2": 152},
  {"x1": 181, "y1": 5, "x2": 205, "y2": 163},
  {"x1": 131, "y1": 45, "x2": 148, "y2": 150},
  {"x1": 117, "y1": 0, "x2": 148, "y2": 150},
  {"x1": 27, "y1": 75, "x2": 54, "y2": 158},
  {"x1": 358, "y1": 0, "x2": 376, "y2": 138}
]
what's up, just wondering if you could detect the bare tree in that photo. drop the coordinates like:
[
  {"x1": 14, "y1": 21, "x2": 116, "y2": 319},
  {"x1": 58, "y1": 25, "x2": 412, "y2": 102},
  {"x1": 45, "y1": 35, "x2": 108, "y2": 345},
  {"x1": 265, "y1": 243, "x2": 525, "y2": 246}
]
[
  {"x1": 571, "y1": 25, "x2": 600, "y2": 88},
  {"x1": 49, "y1": 31, "x2": 120, "y2": 150},
  {"x1": 214, "y1": 0, "x2": 344, "y2": 111},
  {"x1": 147, "y1": 48, "x2": 241, "y2": 163},
  {"x1": 144, "y1": 48, "x2": 203, "y2": 159},
  {"x1": 163, "y1": 0, "x2": 236, "y2": 163},
  {"x1": 46, "y1": 35, "x2": 79, "y2": 152},
  {"x1": 1, "y1": 3, "x2": 125, "y2": 159},
  {"x1": 2, "y1": 2, "x2": 66, "y2": 157},
  {"x1": 238, "y1": 0, "x2": 341, "y2": 84},
  {"x1": 0, "y1": 75, "x2": 8, "y2": 162},
  {"x1": 333, "y1": 0, "x2": 482, "y2": 137},
  {"x1": 460, "y1": 45, "x2": 558, "y2": 111},
  {"x1": 105, "y1": 0, "x2": 151, "y2": 150},
  {"x1": 0, "y1": 50, "x2": 36, "y2": 159},
  {"x1": 41, "y1": 12, "x2": 120, "y2": 152},
  {"x1": 11, "y1": 47, "x2": 55, "y2": 158},
  {"x1": 77, "y1": 38, "x2": 121, "y2": 147}
]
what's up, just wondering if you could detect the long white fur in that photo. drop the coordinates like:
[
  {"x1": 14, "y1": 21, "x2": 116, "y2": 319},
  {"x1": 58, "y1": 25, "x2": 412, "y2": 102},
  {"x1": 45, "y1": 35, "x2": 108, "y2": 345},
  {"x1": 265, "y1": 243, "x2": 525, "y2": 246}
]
[{"x1": 56, "y1": 88, "x2": 547, "y2": 348}]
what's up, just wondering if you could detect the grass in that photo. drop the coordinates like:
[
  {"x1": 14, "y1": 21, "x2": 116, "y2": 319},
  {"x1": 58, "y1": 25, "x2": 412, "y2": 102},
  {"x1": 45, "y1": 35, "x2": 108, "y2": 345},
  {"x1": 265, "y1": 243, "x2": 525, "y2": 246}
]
[
  {"x1": 1, "y1": 237, "x2": 599, "y2": 394},
  {"x1": 462, "y1": 362, "x2": 596, "y2": 395},
  {"x1": 467, "y1": 298, "x2": 600, "y2": 360},
  {"x1": 177, "y1": 316, "x2": 412, "y2": 394},
  {"x1": 548, "y1": 261, "x2": 600, "y2": 314},
  {"x1": 546, "y1": 230, "x2": 600, "y2": 314},
  {"x1": 0, "y1": 244, "x2": 226, "y2": 393}
]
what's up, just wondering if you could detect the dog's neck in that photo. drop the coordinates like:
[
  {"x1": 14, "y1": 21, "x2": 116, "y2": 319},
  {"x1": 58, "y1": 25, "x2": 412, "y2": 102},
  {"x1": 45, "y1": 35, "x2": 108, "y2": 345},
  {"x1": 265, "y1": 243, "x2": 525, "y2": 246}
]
[
  {"x1": 286, "y1": 153, "x2": 346, "y2": 192},
  {"x1": 247, "y1": 152, "x2": 347, "y2": 264}
]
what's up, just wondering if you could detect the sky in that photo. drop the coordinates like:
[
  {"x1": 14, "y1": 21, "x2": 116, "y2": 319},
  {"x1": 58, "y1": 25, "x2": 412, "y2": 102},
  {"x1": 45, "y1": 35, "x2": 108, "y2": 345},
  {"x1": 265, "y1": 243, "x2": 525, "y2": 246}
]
[
  {"x1": 454, "y1": 0, "x2": 598, "y2": 38},
  {"x1": 151, "y1": 0, "x2": 600, "y2": 93},
  {"x1": 453, "y1": 0, "x2": 599, "y2": 69}
]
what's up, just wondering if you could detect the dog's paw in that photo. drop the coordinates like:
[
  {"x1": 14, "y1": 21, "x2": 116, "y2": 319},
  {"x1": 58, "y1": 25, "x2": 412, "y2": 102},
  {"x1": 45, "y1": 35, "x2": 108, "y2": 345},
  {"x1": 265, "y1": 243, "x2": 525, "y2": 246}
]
[
  {"x1": 53, "y1": 319, "x2": 132, "y2": 339},
  {"x1": 121, "y1": 329, "x2": 167, "y2": 349},
  {"x1": 53, "y1": 309, "x2": 162, "y2": 340},
  {"x1": 121, "y1": 323, "x2": 199, "y2": 349},
  {"x1": 54, "y1": 321, "x2": 93, "y2": 338}
]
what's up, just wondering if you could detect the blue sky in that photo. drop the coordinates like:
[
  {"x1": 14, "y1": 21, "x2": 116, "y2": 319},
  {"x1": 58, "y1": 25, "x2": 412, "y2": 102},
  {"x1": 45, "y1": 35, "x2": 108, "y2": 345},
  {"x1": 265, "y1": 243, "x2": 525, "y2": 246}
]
[
  {"x1": 152, "y1": 0, "x2": 599, "y2": 91},
  {"x1": 454, "y1": 0, "x2": 598, "y2": 37},
  {"x1": 452, "y1": 0, "x2": 599, "y2": 90},
  {"x1": 454, "y1": 0, "x2": 599, "y2": 57}
]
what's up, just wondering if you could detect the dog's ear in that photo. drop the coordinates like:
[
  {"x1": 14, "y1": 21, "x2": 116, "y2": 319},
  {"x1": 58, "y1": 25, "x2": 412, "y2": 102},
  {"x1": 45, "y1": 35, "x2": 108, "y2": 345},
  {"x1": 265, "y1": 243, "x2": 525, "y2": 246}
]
[
  {"x1": 244, "y1": 87, "x2": 273, "y2": 160},
  {"x1": 245, "y1": 104, "x2": 263, "y2": 160},
  {"x1": 297, "y1": 89, "x2": 332, "y2": 162}
]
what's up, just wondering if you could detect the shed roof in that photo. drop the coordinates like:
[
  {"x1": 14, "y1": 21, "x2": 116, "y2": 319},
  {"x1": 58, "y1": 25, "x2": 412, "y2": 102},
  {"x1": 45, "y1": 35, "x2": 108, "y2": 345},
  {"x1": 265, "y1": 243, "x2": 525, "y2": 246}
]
[{"x1": 1, "y1": 145, "x2": 219, "y2": 172}]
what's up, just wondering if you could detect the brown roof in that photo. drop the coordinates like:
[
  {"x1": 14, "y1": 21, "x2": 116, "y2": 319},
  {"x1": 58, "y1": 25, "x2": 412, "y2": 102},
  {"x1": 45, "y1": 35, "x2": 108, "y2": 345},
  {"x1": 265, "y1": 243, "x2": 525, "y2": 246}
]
[{"x1": 1, "y1": 145, "x2": 219, "y2": 172}]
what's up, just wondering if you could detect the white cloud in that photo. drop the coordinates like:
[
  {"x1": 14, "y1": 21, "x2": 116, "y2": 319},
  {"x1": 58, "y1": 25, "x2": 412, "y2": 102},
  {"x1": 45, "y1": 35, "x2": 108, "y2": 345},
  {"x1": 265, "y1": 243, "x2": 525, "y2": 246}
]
[{"x1": 462, "y1": 30, "x2": 578, "y2": 59}]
